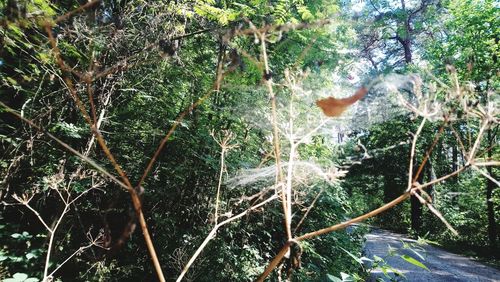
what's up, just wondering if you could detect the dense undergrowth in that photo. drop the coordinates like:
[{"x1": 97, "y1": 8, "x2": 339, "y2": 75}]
[{"x1": 1, "y1": 0, "x2": 498, "y2": 281}]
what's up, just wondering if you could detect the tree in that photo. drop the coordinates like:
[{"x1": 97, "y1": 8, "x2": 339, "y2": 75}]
[
  {"x1": 1, "y1": 0, "x2": 369, "y2": 280},
  {"x1": 424, "y1": 0, "x2": 499, "y2": 248},
  {"x1": 347, "y1": 0, "x2": 441, "y2": 69}
]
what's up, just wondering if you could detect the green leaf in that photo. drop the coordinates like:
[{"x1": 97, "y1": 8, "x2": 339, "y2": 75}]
[
  {"x1": 14, "y1": 273, "x2": 29, "y2": 280},
  {"x1": 360, "y1": 256, "x2": 373, "y2": 263},
  {"x1": 409, "y1": 248, "x2": 426, "y2": 261},
  {"x1": 6, "y1": 77, "x2": 18, "y2": 86},
  {"x1": 326, "y1": 274, "x2": 342, "y2": 282},
  {"x1": 340, "y1": 272, "x2": 353, "y2": 281},
  {"x1": 400, "y1": 254, "x2": 429, "y2": 271},
  {"x1": 339, "y1": 247, "x2": 364, "y2": 265}
]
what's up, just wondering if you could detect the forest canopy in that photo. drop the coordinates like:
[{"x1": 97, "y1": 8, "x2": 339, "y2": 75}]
[{"x1": 0, "y1": 0, "x2": 498, "y2": 281}]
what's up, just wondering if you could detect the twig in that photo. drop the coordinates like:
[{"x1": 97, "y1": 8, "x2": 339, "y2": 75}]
[
  {"x1": 176, "y1": 194, "x2": 278, "y2": 282},
  {"x1": 0, "y1": 102, "x2": 129, "y2": 191},
  {"x1": 467, "y1": 119, "x2": 490, "y2": 163},
  {"x1": 417, "y1": 165, "x2": 468, "y2": 190},
  {"x1": 256, "y1": 156, "x2": 481, "y2": 281},
  {"x1": 412, "y1": 119, "x2": 447, "y2": 182},
  {"x1": 260, "y1": 31, "x2": 291, "y2": 240},
  {"x1": 12, "y1": 181, "x2": 103, "y2": 281},
  {"x1": 411, "y1": 188, "x2": 458, "y2": 236},
  {"x1": 293, "y1": 189, "x2": 324, "y2": 234},
  {"x1": 48, "y1": 244, "x2": 94, "y2": 278},
  {"x1": 285, "y1": 71, "x2": 296, "y2": 240},
  {"x1": 54, "y1": 0, "x2": 101, "y2": 24},
  {"x1": 48, "y1": 227, "x2": 107, "y2": 279},
  {"x1": 406, "y1": 118, "x2": 427, "y2": 192},
  {"x1": 474, "y1": 161, "x2": 500, "y2": 167},
  {"x1": 211, "y1": 130, "x2": 238, "y2": 225},
  {"x1": 138, "y1": 64, "x2": 229, "y2": 189},
  {"x1": 472, "y1": 165, "x2": 500, "y2": 187},
  {"x1": 44, "y1": 20, "x2": 166, "y2": 281}
]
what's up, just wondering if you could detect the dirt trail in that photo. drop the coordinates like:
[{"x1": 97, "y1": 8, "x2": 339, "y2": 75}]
[{"x1": 363, "y1": 229, "x2": 500, "y2": 281}]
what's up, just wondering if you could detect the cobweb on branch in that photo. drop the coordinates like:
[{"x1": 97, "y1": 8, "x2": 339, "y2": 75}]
[
  {"x1": 348, "y1": 74, "x2": 412, "y2": 128},
  {"x1": 226, "y1": 161, "x2": 346, "y2": 189}
]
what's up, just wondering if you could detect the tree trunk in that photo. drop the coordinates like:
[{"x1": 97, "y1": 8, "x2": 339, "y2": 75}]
[
  {"x1": 452, "y1": 144, "x2": 458, "y2": 172},
  {"x1": 383, "y1": 175, "x2": 400, "y2": 203},
  {"x1": 395, "y1": 35, "x2": 413, "y2": 64},
  {"x1": 383, "y1": 174, "x2": 404, "y2": 231},
  {"x1": 410, "y1": 191, "x2": 422, "y2": 233},
  {"x1": 411, "y1": 163, "x2": 424, "y2": 234},
  {"x1": 486, "y1": 129, "x2": 497, "y2": 247},
  {"x1": 403, "y1": 39, "x2": 412, "y2": 64}
]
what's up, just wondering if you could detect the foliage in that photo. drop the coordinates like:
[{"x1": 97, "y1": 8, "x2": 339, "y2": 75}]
[{"x1": 0, "y1": 0, "x2": 498, "y2": 281}]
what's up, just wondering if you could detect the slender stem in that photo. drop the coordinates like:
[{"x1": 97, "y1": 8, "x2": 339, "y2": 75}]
[
  {"x1": 295, "y1": 119, "x2": 329, "y2": 146},
  {"x1": 214, "y1": 148, "x2": 226, "y2": 225},
  {"x1": 48, "y1": 244, "x2": 93, "y2": 278},
  {"x1": 407, "y1": 118, "x2": 427, "y2": 191},
  {"x1": 412, "y1": 191, "x2": 458, "y2": 235},
  {"x1": 54, "y1": 0, "x2": 101, "y2": 23},
  {"x1": 468, "y1": 119, "x2": 489, "y2": 162},
  {"x1": 294, "y1": 189, "x2": 323, "y2": 234},
  {"x1": 474, "y1": 161, "x2": 500, "y2": 167},
  {"x1": 297, "y1": 193, "x2": 409, "y2": 241},
  {"x1": 43, "y1": 205, "x2": 69, "y2": 281},
  {"x1": 260, "y1": 33, "x2": 291, "y2": 240},
  {"x1": 256, "y1": 192, "x2": 410, "y2": 281},
  {"x1": 129, "y1": 191, "x2": 165, "y2": 282},
  {"x1": 138, "y1": 72, "x2": 227, "y2": 188},
  {"x1": 256, "y1": 160, "x2": 477, "y2": 281},
  {"x1": 472, "y1": 165, "x2": 500, "y2": 187},
  {"x1": 43, "y1": 229, "x2": 55, "y2": 281},
  {"x1": 255, "y1": 241, "x2": 293, "y2": 282},
  {"x1": 23, "y1": 203, "x2": 51, "y2": 232},
  {"x1": 0, "y1": 103, "x2": 129, "y2": 191},
  {"x1": 450, "y1": 123, "x2": 467, "y2": 155},
  {"x1": 285, "y1": 91, "x2": 295, "y2": 234},
  {"x1": 84, "y1": 89, "x2": 112, "y2": 156},
  {"x1": 413, "y1": 119, "x2": 447, "y2": 182},
  {"x1": 45, "y1": 24, "x2": 166, "y2": 280},
  {"x1": 176, "y1": 195, "x2": 278, "y2": 282},
  {"x1": 417, "y1": 166, "x2": 468, "y2": 190}
]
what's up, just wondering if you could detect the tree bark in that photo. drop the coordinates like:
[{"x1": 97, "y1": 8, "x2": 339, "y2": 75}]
[
  {"x1": 486, "y1": 129, "x2": 497, "y2": 247},
  {"x1": 395, "y1": 35, "x2": 413, "y2": 64},
  {"x1": 410, "y1": 191, "x2": 422, "y2": 233},
  {"x1": 403, "y1": 39, "x2": 412, "y2": 64},
  {"x1": 410, "y1": 162, "x2": 425, "y2": 234}
]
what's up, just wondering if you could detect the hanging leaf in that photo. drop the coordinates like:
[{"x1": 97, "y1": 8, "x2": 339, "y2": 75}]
[{"x1": 316, "y1": 86, "x2": 368, "y2": 117}]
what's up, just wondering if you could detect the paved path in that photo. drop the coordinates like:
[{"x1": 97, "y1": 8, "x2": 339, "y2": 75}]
[{"x1": 363, "y1": 229, "x2": 500, "y2": 281}]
